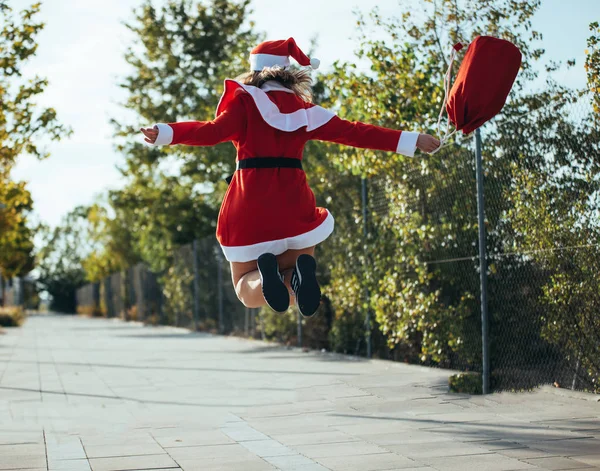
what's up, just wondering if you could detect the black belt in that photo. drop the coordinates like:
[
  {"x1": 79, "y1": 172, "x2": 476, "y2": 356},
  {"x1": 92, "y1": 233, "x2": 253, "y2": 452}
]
[{"x1": 226, "y1": 157, "x2": 303, "y2": 184}]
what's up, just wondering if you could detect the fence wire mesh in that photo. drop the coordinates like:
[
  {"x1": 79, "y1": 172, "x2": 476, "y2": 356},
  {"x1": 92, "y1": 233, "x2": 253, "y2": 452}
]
[
  {"x1": 76, "y1": 238, "x2": 256, "y2": 336},
  {"x1": 75, "y1": 91, "x2": 598, "y2": 393},
  {"x1": 365, "y1": 91, "x2": 598, "y2": 392}
]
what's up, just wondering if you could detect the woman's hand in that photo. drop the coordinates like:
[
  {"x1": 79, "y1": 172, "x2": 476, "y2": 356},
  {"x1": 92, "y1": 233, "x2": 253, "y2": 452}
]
[
  {"x1": 140, "y1": 126, "x2": 159, "y2": 144},
  {"x1": 416, "y1": 133, "x2": 441, "y2": 154}
]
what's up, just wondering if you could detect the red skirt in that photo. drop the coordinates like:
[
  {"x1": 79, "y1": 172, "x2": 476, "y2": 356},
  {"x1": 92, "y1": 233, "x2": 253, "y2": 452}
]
[{"x1": 216, "y1": 166, "x2": 334, "y2": 262}]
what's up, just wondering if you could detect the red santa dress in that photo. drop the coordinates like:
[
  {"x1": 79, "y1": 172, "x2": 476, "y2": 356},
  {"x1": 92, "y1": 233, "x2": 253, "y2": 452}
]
[{"x1": 151, "y1": 79, "x2": 419, "y2": 262}]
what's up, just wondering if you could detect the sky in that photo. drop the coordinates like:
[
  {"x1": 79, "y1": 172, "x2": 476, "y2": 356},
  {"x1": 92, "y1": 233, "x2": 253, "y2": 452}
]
[{"x1": 10, "y1": 0, "x2": 600, "y2": 228}]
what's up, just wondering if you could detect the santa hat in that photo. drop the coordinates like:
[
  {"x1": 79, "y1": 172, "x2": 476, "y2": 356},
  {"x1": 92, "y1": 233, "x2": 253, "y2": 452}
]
[{"x1": 250, "y1": 38, "x2": 320, "y2": 71}]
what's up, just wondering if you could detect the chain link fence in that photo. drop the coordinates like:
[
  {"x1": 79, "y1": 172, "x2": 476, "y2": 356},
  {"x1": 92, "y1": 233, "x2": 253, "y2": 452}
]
[
  {"x1": 76, "y1": 92, "x2": 598, "y2": 393},
  {"x1": 364, "y1": 91, "x2": 598, "y2": 392},
  {"x1": 76, "y1": 238, "x2": 261, "y2": 337}
]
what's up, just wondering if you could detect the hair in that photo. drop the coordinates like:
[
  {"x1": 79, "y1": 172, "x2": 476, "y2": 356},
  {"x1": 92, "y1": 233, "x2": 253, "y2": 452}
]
[{"x1": 235, "y1": 66, "x2": 314, "y2": 103}]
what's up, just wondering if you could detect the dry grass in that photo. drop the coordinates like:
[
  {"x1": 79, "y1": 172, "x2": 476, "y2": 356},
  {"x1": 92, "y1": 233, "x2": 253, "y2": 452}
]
[
  {"x1": 76, "y1": 305, "x2": 104, "y2": 317},
  {"x1": 0, "y1": 306, "x2": 26, "y2": 327}
]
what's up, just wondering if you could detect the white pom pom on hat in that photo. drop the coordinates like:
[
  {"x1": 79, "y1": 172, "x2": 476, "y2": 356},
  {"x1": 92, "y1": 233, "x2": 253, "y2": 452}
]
[{"x1": 250, "y1": 38, "x2": 321, "y2": 71}]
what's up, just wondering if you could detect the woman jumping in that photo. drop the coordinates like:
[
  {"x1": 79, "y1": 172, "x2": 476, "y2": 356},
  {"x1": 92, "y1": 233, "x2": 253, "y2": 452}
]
[{"x1": 141, "y1": 38, "x2": 440, "y2": 317}]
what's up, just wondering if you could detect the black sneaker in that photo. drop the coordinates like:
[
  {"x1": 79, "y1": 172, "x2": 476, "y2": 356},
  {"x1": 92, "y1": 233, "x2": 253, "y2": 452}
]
[
  {"x1": 290, "y1": 254, "x2": 321, "y2": 317},
  {"x1": 257, "y1": 253, "x2": 289, "y2": 312}
]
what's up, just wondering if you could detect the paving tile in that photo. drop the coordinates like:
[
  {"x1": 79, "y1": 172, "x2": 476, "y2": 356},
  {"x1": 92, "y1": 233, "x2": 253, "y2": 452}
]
[
  {"x1": 0, "y1": 443, "x2": 47, "y2": 457},
  {"x1": 0, "y1": 431, "x2": 44, "y2": 445},
  {"x1": 154, "y1": 431, "x2": 234, "y2": 448},
  {"x1": 79, "y1": 434, "x2": 157, "y2": 447},
  {"x1": 385, "y1": 440, "x2": 497, "y2": 459},
  {"x1": 0, "y1": 455, "x2": 48, "y2": 470},
  {"x1": 48, "y1": 459, "x2": 92, "y2": 471},
  {"x1": 421, "y1": 452, "x2": 539, "y2": 471},
  {"x1": 522, "y1": 456, "x2": 595, "y2": 470},
  {"x1": 166, "y1": 443, "x2": 257, "y2": 461},
  {"x1": 82, "y1": 442, "x2": 165, "y2": 458},
  {"x1": 46, "y1": 439, "x2": 88, "y2": 461},
  {"x1": 472, "y1": 439, "x2": 530, "y2": 451},
  {"x1": 498, "y1": 447, "x2": 561, "y2": 460},
  {"x1": 572, "y1": 455, "x2": 600, "y2": 467},
  {"x1": 177, "y1": 455, "x2": 275, "y2": 471},
  {"x1": 315, "y1": 452, "x2": 418, "y2": 471},
  {"x1": 264, "y1": 454, "x2": 329, "y2": 471},
  {"x1": 272, "y1": 431, "x2": 359, "y2": 446},
  {"x1": 220, "y1": 424, "x2": 270, "y2": 442},
  {"x1": 88, "y1": 453, "x2": 177, "y2": 471},
  {"x1": 354, "y1": 430, "x2": 455, "y2": 446},
  {"x1": 239, "y1": 439, "x2": 296, "y2": 457},
  {"x1": 291, "y1": 441, "x2": 389, "y2": 459},
  {"x1": 379, "y1": 468, "x2": 438, "y2": 471},
  {"x1": 527, "y1": 439, "x2": 600, "y2": 457}
]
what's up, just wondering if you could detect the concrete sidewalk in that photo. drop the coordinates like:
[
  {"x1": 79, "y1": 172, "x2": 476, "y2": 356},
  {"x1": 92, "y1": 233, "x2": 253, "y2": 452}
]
[{"x1": 0, "y1": 314, "x2": 598, "y2": 471}]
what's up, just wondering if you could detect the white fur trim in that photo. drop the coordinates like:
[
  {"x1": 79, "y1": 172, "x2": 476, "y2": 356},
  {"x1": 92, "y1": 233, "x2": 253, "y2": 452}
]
[
  {"x1": 260, "y1": 81, "x2": 296, "y2": 94},
  {"x1": 250, "y1": 53, "x2": 290, "y2": 71},
  {"x1": 152, "y1": 123, "x2": 174, "y2": 146},
  {"x1": 220, "y1": 211, "x2": 335, "y2": 262},
  {"x1": 216, "y1": 80, "x2": 335, "y2": 131},
  {"x1": 232, "y1": 81, "x2": 335, "y2": 132},
  {"x1": 396, "y1": 131, "x2": 419, "y2": 157},
  {"x1": 310, "y1": 57, "x2": 320, "y2": 69}
]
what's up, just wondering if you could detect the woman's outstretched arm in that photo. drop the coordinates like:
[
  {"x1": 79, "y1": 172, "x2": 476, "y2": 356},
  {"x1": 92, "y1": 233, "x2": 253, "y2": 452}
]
[
  {"x1": 141, "y1": 94, "x2": 246, "y2": 147},
  {"x1": 307, "y1": 115, "x2": 439, "y2": 156}
]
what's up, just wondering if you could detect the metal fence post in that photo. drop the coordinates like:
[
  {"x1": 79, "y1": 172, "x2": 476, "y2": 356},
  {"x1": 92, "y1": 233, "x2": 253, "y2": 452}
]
[
  {"x1": 105, "y1": 277, "x2": 113, "y2": 318},
  {"x1": 361, "y1": 177, "x2": 372, "y2": 359},
  {"x1": 17, "y1": 277, "x2": 24, "y2": 307},
  {"x1": 216, "y1": 246, "x2": 224, "y2": 334},
  {"x1": 192, "y1": 240, "x2": 200, "y2": 331},
  {"x1": 245, "y1": 307, "x2": 249, "y2": 336},
  {"x1": 297, "y1": 310, "x2": 302, "y2": 348},
  {"x1": 475, "y1": 128, "x2": 490, "y2": 394}
]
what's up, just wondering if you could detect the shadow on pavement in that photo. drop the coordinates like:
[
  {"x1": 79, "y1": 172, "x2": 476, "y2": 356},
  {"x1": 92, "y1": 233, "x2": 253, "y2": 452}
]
[
  {"x1": 327, "y1": 412, "x2": 600, "y2": 446},
  {"x1": 0, "y1": 385, "x2": 290, "y2": 408},
  {"x1": 3, "y1": 359, "x2": 357, "y2": 376}
]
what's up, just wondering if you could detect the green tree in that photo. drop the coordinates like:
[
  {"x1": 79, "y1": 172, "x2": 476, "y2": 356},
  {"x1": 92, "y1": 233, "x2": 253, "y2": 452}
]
[
  {"x1": 77, "y1": 0, "x2": 262, "y2": 322},
  {"x1": 81, "y1": 201, "x2": 139, "y2": 283},
  {"x1": 108, "y1": 171, "x2": 218, "y2": 273},
  {"x1": 491, "y1": 24, "x2": 600, "y2": 390},
  {"x1": 309, "y1": 0, "x2": 541, "y2": 361},
  {"x1": 37, "y1": 207, "x2": 91, "y2": 313},
  {"x1": 0, "y1": 2, "x2": 69, "y2": 176},
  {"x1": 69, "y1": 0, "x2": 262, "y2": 324},
  {"x1": 308, "y1": 0, "x2": 600, "y2": 391},
  {"x1": 0, "y1": 1, "x2": 70, "y2": 281},
  {"x1": 106, "y1": 0, "x2": 261, "y2": 274},
  {"x1": 586, "y1": 21, "x2": 600, "y2": 116},
  {"x1": 0, "y1": 181, "x2": 34, "y2": 278},
  {"x1": 307, "y1": 0, "x2": 600, "y2": 390}
]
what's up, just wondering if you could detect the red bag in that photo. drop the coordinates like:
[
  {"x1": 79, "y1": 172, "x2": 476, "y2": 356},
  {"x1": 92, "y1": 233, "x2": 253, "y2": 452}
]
[{"x1": 446, "y1": 36, "x2": 522, "y2": 134}]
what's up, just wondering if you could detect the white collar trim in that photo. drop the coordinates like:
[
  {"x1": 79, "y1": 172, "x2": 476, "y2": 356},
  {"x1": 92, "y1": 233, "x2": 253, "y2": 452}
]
[{"x1": 218, "y1": 79, "x2": 335, "y2": 132}]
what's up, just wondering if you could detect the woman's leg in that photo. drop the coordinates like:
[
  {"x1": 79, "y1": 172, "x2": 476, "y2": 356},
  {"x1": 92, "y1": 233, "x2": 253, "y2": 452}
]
[
  {"x1": 277, "y1": 246, "x2": 315, "y2": 305},
  {"x1": 230, "y1": 260, "x2": 261, "y2": 308},
  {"x1": 230, "y1": 246, "x2": 316, "y2": 308}
]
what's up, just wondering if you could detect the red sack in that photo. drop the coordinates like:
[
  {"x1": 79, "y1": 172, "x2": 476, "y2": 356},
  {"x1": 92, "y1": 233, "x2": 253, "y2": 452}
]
[{"x1": 446, "y1": 36, "x2": 522, "y2": 134}]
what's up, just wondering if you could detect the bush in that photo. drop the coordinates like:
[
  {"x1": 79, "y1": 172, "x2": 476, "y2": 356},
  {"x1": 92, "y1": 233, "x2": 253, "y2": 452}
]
[
  {"x1": 257, "y1": 306, "x2": 298, "y2": 344},
  {"x1": 449, "y1": 372, "x2": 483, "y2": 394},
  {"x1": 0, "y1": 307, "x2": 26, "y2": 327},
  {"x1": 76, "y1": 304, "x2": 103, "y2": 317}
]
